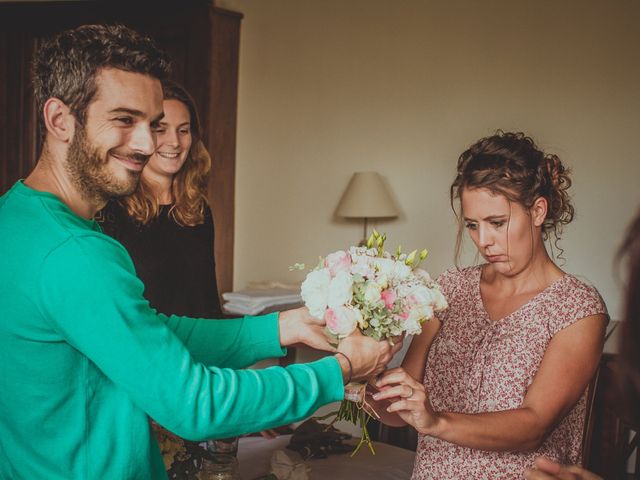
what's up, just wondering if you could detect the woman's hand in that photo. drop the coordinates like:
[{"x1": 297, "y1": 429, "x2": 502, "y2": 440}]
[
  {"x1": 372, "y1": 367, "x2": 441, "y2": 435},
  {"x1": 524, "y1": 457, "x2": 603, "y2": 480}
]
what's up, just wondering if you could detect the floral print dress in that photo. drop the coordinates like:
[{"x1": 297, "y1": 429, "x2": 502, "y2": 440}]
[{"x1": 412, "y1": 266, "x2": 607, "y2": 480}]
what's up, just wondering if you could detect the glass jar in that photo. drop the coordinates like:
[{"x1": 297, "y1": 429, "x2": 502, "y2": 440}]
[
  {"x1": 198, "y1": 453, "x2": 239, "y2": 480},
  {"x1": 206, "y1": 436, "x2": 239, "y2": 456}
]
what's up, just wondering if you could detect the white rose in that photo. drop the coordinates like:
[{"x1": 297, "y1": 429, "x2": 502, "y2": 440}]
[
  {"x1": 373, "y1": 257, "x2": 394, "y2": 277},
  {"x1": 416, "y1": 303, "x2": 435, "y2": 322},
  {"x1": 363, "y1": 281, "x2": 382, "y2": 304},
  {"x1": 395, "y1": 283, "x2": 412, "y2": 299},
  {"x1": 413, "y1": 268, "x2": 432, "y2": 283},
  {"x1": 301, "y1": 268, "x2": 331, "y2": 318},
  {"x1": 374, "y1": 258, "x2": 411, "y2": 282},
  {"x1": 408, "y1": 284, "x2": 435, "y2": 305},
  {"x1": 327, "y1": 270, "x2": 353, "y2": 309},
  {"x1": 433, "y1": 288, "x2": 448, "y2": 311},
  {"x1": 324, "y1": 250, "x2": 352, "y2": 276},
  {"x1": 351, "y1": 254, "x2": 375, "y2": 279},
  {"x1": 402, "y1": 311, "x2": 422, "y2": 336},
  {"x1": 403, "y1": 304, "x2": 434, "y2": 334},
  {"x1": 392, "y1": 261, "x2": 412, "y2": 281},
  {"x1": 375, "y1": 273, "x2": 389, "y2": 289},
  {"x1": 325, "y1": 305, "x2": 361, "y2": 338}
]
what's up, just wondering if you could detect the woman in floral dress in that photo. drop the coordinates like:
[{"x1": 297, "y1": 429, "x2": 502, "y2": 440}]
[{"x1": 373, "y1": 131, "x2": 608, "y2": 479}]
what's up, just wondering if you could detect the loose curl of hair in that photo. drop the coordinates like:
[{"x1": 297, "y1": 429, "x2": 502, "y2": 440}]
[
  {"x1": 616, "y1": 209, "x2": 640, "y2": 425},
  {"x1": 33, "y1": 24, "x2": 171, "y2": 135},
  {"x1": 450, "y1": 131, "x2": 574, "y2": 264},
  {"x1": 119, "y1": 81, "x2": 211, "y2": 226}
]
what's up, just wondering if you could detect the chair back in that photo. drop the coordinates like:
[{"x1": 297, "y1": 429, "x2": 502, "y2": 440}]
[{"x1": 583, "y1": 353, "x2": 639, "y2": 479}]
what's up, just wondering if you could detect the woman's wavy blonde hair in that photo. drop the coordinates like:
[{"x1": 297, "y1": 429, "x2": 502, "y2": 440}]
[{"x1": 119, "y1": 80, "x2": 211, "y2": 226}]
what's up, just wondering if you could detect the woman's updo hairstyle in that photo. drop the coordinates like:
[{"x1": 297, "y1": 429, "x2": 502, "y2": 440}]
[{"x1": 450, "y1": 131, "x2": 574, "y2": 262}]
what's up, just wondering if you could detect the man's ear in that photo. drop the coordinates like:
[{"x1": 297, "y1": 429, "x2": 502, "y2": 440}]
[
  {"x1": 42, "y1": 98, "x2": 76, "y2": 142},
  {"x1": 531, "y1": 196, "x2": 548, "y2": 227}
]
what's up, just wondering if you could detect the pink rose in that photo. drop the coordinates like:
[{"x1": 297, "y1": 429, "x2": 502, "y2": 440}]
[
  {"x1": 380, "y1": 289, "x2": 397, "y2": 309},
  {"x1": 324, "y1": 305, "x2": 361, "y2": 338},
  {"x1": 324, "y1": 250, "x2": 352, "y2": 277}
]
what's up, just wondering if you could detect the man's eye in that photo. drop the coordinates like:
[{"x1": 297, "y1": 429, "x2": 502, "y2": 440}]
[
  {"x1": 492, "y1": 221, "x2": 505, "y2": 228},
  {"x1": 115, "y1": 117, "x2": 133, "y2": 126}
]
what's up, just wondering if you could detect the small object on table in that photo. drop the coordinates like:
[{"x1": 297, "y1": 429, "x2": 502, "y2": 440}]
[
  {"x1": 270, "y1": 449, "x2": 309, "y2": 480},
  {"x1": 237, "y1": 434, "x2": 416, "y2": 479},
  {"x1": 153, "y1": 422, "x2": 215, "y2": 479},
  {"x1": 199, "y1": 453, "x2": 239, "y2": 480},
  {"x1": 206, "y1": 437, "x2": 239, "y2": 457},
  {"x1": 287, "y1": 419, "x2": 353, "y2": 460}
]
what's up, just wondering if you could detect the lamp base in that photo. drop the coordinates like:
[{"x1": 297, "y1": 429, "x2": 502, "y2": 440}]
[{"x1": 361, "y1": 217, "x2": 369, "y2": 246}]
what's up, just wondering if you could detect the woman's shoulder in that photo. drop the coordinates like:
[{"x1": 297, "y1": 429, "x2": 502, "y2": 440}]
[
  {"x1": 436, "y1": 265, "x2": 481, "y2": 297},
  {"x1": 555, "y1": 273, "x2": 606, "y2": 308},
  {"x1": 437, "y1": 265, "x2": 481, "y2": 285},
  {"x1": 544, "y1": 273, "x2": 608, "y2": 334}
]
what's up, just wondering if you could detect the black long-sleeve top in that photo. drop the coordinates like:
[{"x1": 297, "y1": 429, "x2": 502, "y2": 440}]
[{"x1": 98, "y1": 201, "x2": 222, "y2": 319}]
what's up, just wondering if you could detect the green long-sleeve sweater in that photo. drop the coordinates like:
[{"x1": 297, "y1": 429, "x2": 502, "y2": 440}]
[{"x1": 0, "y1": 181, "x2": 344, "y2": 479}]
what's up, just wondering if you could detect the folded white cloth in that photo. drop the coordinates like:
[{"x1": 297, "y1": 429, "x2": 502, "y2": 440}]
[{"x1": 222, "y1": 287, "x2": 302, "y2": 316}]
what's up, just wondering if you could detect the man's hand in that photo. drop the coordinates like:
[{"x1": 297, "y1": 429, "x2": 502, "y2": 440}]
[
  {"x1": 335, "y1": 331, "x2": 394, "y2": 382},
  {"x1": 278, "y1": 307, "x2": 335, "y2": 352},
  {"x1": 278, "y1": 308, "x2": 402, "y2": 384}
]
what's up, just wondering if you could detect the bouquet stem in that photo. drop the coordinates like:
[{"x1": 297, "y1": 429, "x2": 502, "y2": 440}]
[{"x1": 325, "y1": 381, "x2": 380, "y2": 456}]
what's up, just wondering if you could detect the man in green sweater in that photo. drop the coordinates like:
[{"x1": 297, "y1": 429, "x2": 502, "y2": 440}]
[{"x1": 0, "y1": 25, "x2": 394, "y2": 479}]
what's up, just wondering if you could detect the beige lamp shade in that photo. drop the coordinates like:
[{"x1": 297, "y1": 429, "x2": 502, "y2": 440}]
[{"x1": 335, "y1": 172, "x2": 399, "y2": 218}]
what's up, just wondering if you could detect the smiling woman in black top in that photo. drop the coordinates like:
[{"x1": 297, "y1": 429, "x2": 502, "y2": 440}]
[
  {"x1": 98, "y1": 80, "x2": 221, "y2": 478},
  {"x1": 99, "y1": 81, "x2": 221, "y2": 319}
]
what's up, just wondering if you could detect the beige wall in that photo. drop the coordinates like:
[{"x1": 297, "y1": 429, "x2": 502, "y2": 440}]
[{"x1": 218, "y1": 0, "x2": 640, "y2": 320}]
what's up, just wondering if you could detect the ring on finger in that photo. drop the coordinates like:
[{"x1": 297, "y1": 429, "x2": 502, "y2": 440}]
[{"x1": 406, "y1": 387, "x2": 414, "y2": 399}]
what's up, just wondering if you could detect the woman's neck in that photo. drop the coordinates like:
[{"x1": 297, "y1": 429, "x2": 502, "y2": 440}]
[{"x1": 142, "y1": 170, "x2": 174, "y2": 205}]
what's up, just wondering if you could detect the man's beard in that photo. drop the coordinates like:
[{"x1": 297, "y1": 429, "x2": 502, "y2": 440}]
[{"x1": 65, "y1": 125, "x2": 147, "y2": 205}]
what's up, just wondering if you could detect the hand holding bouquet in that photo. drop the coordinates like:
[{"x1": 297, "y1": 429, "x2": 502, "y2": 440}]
[{"x1": 298, "y1": 231, "x2": 447, "y2": 454}]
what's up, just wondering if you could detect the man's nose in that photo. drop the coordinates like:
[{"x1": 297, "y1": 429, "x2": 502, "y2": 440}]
[{"x1": 129, "y1": 125, "x2": 156, "y2": 156}]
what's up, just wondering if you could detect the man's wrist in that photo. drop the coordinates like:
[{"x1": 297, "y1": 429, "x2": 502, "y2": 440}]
[
  {"x1": 277, "y1": 311, "x2": 297, "y2": 347},
  {"x1": 334, "y1": 352, "x2": 352, "y2": 385}
]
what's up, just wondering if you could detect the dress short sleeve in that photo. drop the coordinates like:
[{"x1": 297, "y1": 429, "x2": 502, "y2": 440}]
[
  {"x1": 434, "y1": 267, "x2": 477, "y2": 324},
  {"x1": 547, "y1": 276, "x2": 608, "y2": 337}
]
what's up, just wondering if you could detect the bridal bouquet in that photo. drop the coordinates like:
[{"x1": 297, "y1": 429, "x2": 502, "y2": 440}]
[{"x1": 298, "y1": 231, "x2": 447, "y2": 454}]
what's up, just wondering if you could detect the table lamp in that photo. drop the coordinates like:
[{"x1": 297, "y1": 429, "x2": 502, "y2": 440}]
[{"x1": 335, "y1": 172, "x2": 399, "y2": 244}]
